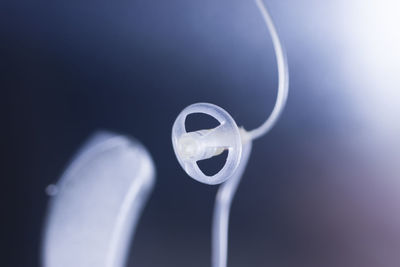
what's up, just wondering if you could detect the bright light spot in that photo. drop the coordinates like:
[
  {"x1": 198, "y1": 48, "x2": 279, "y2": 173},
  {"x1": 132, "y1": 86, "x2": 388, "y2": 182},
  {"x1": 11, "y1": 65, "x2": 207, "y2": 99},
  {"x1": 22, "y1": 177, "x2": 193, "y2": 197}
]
[{"x1": 341, "y1": 0, "x2": 400, "y2": 136}]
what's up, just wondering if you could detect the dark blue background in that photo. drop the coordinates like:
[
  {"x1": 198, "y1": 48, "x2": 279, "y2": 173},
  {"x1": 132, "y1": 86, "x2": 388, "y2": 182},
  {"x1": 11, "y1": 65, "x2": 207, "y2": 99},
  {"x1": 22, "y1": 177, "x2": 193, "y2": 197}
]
[{"x1": 2, "y1": 0, "x2": 400, "y2": 266}]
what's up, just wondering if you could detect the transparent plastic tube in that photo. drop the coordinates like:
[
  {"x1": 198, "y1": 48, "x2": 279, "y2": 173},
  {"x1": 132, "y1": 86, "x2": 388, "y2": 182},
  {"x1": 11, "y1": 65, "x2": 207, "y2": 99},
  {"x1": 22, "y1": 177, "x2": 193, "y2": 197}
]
[
  {"x1": 211, "y1": 1, "x2": 288, "y2": 267},
  {"x1": 248, "y1": 0, "x2": 289, "y2": 140},
  {"x1": 212, "y1": 142, "x2": 252, "y2": 267}
]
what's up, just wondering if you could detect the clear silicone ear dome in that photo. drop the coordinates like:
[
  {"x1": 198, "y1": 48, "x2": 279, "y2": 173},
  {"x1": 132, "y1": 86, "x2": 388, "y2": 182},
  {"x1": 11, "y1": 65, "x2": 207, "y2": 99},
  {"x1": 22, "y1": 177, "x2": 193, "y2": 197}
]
[{"x1": 172, "y1": 103, "x2": 243, "y2": 185}]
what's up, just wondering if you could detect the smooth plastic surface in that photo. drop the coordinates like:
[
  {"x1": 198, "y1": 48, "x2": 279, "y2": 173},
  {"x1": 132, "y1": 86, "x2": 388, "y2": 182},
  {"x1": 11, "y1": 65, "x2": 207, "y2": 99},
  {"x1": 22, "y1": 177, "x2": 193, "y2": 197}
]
[
  {"x1": 172, "y1": 103, "x2": 243, "y2": 185},
  {"x1": 171, "y1": 1, "x2": 288, "y2": 267},
  {"x1": 249, "y1": 0, "x2": 289, "y2": 139},
  {"x1": 42, "y1": 132, "x2": 155, "y2": 267},
  {"x1": 212, "y1": 141, "x2": 252, "y2": 267}
]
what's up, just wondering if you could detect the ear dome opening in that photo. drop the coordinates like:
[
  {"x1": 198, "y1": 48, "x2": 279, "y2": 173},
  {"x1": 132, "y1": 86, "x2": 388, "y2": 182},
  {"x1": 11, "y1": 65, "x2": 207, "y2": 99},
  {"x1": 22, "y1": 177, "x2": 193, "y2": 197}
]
[{"x1": 171, "y1": 103, "x2": 243, "y2": 185}]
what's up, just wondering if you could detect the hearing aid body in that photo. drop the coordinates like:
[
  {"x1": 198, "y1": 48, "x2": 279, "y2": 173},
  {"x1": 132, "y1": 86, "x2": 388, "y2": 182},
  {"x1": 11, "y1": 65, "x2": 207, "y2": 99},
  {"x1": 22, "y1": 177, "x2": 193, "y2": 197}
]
[{"x1": 42, "y1": 132, "x2": 155, "y2": 267}]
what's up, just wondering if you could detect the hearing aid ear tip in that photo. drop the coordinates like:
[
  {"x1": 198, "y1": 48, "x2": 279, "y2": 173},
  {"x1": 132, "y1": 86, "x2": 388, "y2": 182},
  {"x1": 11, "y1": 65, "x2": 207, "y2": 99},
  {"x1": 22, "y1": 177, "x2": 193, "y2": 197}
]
[
  {"x1": 177, "y1": 134, "x2": 200, "y2": 160},
  {"x1": 171, "y1": 103, "x2": 243, "y2": 185}
]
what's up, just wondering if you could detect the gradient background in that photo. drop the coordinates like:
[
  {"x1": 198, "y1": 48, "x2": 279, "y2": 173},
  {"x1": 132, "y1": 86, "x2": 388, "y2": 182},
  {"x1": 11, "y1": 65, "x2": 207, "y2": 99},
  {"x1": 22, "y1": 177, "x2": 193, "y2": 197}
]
[{"x1": 2, "y1": 0, "x2": 400, "y2": 266}]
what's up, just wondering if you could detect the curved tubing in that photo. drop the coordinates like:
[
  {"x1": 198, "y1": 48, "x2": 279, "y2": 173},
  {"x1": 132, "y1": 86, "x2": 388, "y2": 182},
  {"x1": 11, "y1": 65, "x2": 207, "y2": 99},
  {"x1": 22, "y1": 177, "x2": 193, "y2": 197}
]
[
  {"x1": 211, "y1": 1, "x2": 288, "y2": 266},
  {"x1": 248, "y1": 0, "x2": 289, "y2": 140},
  {"x1": 212, "y1": 142, "x2": 252, "y2": 267}
]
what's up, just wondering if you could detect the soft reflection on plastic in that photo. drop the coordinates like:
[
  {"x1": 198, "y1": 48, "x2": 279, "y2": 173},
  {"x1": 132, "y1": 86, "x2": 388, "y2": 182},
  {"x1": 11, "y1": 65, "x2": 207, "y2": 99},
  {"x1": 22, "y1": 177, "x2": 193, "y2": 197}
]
[{"x1": 42, "y1": 132, "x2": 155, "y2": 267}]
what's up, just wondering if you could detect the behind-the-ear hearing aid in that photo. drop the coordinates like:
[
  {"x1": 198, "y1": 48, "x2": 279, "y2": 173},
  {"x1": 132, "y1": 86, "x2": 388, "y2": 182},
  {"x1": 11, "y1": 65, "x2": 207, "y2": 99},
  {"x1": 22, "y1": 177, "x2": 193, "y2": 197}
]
[
  {"x1": 42, "y1": 132, "x2": 155, "y2": 267},
  {"x1": 172, "y1": 0, "x2": 289, "y2": 267}
]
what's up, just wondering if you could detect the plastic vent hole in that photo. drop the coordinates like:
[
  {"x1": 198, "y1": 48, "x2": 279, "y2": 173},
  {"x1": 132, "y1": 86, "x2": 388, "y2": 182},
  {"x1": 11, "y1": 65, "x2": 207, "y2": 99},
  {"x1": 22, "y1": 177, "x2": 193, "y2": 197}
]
[
  {"x1": 197, "y1": 150, "x2": 228, "y2": 176},
  {"x1": 185, "y1": 113, "x2": 220, "y2": 132}
]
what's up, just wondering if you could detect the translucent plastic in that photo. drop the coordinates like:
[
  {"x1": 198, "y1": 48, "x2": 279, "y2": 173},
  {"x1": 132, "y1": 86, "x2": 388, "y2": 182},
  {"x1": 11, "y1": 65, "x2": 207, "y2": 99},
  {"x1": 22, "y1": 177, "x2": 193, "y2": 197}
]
[
  {"x1": 171, "y1": 1, "x2": 288, "y2": 267},
  {"x1": 172, "y1": 103, "x2": 243, "y2": 185},
  {"x1": 42, "y1": 132, "x2": 155, "y2": 267},
  {"x1": 212, "y1": 142, "x2": 252, "y2": 267},
  {"x1": 210, "y1": 3, "x2": 289, "y2": 266},
  {"x1": 248, "y1": 0, "x2": 289, "y2": 140}
]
